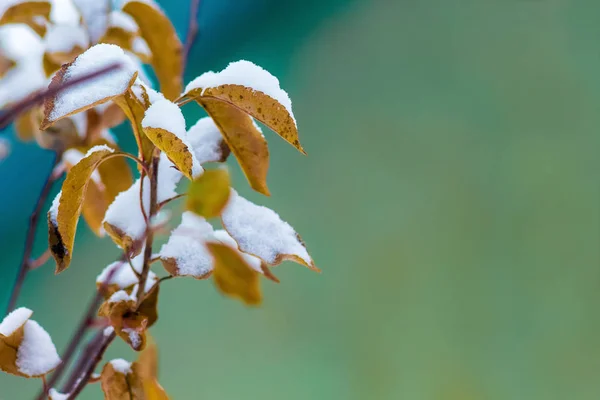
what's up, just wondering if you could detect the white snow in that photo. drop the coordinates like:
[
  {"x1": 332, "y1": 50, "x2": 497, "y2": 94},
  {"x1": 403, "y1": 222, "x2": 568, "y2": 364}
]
[
  {"x1": 159, "y1": 212, "x2": 214, "y2": 278},
  {"x1": 69, "y1": 112, "x2": 88, "y2": 138},
  {"x1": 109, "y1": 358, "x2": 132, "y2": 374},
  {"x1": 132, "y1": 37, "x2": 150, "y2": 58},
  {"x1": 103, "y1": 326, "x2": 114, "y2": 336},
  {"x1": 108, "y1": 10, "x2": 138, "y2": 32},
  {"x1": 142, "y1": 99, "x2": 202, "y2": 177},
  {"x1": 140, "y1": 82, "x2": 165, "y2": 104},
  {"x1": 103, "y1": 177, "x2": 148, "y2": 244},
  {"x1": 187, "y1": 117, "x2": 227, "y2": 164},
  {"x1": 48, "y1": 389, "x2": 69, "y2": 400},
  {"x1": 16, "y1": 320, "x2": 61, "y2": 376},
  {"x1": 96, "y1": 252, "x2": 157, "y2": 293},
  {"x1": 184, "y1": 60, "x2": 296, "y2": 125},
  {"x1": 108, "y1": 289, "x2": 134, "y2": 303},
  {"x1": 49, "y1": 191, "x2": 61, "y2": 225},
  {"x1": 0, "y1": 24, "x2": 45, "y2": 108},
  {"x1": 157, "y1": 152, "x2": 183, "y2": 200},
  {"x1": 48, "y1": 44, "x2": 137, "y2": 123},
  {"x1": 62, "y1": 149, "x2": 103, "y2": 186},
  {"x1": 212, "y1": 229, "x2": 262, "y2": 273},
  {"x1": 84, "y1": 144, "x2": 114, "y2": 157},
  {"x1": 221, "y1": 189, "x2": 312, "y2": 265},
  {"x1": 50, "y1": 0, "x2": 81, "y2": 26},
  {"x1": 0, "y1": 307, "x2": 32, "y2": 336},
  {"x1": 121, "y1": 328, "x2": 141, "y2": 349},
  {"x1": 72, "y1": 0, "x2": 109, "y2": 42},
  {"x1": 44, "y1": 24, "x2": 89, "y2": 53}
]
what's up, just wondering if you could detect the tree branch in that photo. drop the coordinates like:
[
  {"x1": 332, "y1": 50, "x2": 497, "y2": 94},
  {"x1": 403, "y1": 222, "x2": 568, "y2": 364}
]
[
  {"x1": 5, "y1": 151, "x2": 62, "y2": 314},
  {"x1": 182, "y1": 0, "x2": 201, "y2": 74}
]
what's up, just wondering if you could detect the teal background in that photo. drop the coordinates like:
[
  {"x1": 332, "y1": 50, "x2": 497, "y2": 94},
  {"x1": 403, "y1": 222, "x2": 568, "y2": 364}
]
[{"x1": 2, "y1": 0, "x2": 600, "y2": 399}]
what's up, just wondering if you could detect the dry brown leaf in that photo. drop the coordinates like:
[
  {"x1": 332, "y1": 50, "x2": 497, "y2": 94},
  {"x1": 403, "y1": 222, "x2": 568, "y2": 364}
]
[
  {"x1": 42, "y1": 45, "x2": 86, "y2": 77},
  {"x1": 100, "y1": 361, "x2": 145, "y2": 399},
  {"x1": 186, "y1": 168, "x2": 230, "y2": 218},
  {"x1": 180, "y1": 84, "x2": 305, "y2": 154},
  {"x1": 14, "y1": 107, "x2": 41, "y2": 142},
  {"x1": 0, "y1": 1, "x2": 50, "y2": 33},
  {"x1": 198, "y1": 99, "x2": 270, "y2": 195},
  {"x1": 143, "y1": 127, "x2": 194, "y2": 179},
  {"x1": 122, "y1": 0, "x2": 182, "y2": 100},
  {"x1": 208, "y1": 242, "x2": 262, "y2": 306},
  {"x1": 50, "y1": 146, "x2": 127, "y2": 273},
  {"x1": 35, "y1": 116, "x2": 82, "y2": 150}
]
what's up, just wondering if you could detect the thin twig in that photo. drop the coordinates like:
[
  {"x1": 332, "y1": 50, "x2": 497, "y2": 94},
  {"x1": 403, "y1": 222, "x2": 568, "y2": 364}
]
[
  {"x1": 157, "y1": 193, "x2": 186, "y2": 210},
  {"x1": 182, "y1": 0, "x2": 201, "y2": 73},
  {"x1": 66, "y1": 331, "x2": 116, "y2": 400},
  {"x1": 5, "y1": 151, "x2": 62, "y2": 314},
  {"x1": 0, "y1": 63, "x2": 121, "y2": 130},
  {"x1": 28, "y1": 249, "x2": 51, "y2": 270}
]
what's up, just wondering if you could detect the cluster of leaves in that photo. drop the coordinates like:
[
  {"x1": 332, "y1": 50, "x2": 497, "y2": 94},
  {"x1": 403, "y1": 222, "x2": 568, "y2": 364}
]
[{"x1": 1, "y1": 0, "x2": 318, "y2": 398}]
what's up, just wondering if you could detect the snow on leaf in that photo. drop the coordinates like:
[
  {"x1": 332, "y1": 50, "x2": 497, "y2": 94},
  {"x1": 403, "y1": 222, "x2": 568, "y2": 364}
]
[
  {"x1": 103, "y1": 153, "x2": 182, "y2": 255},
  {"x1": 0, "y1": 309, "x2": 61, "y2": 377},
  {"x1": 221, "y1": 189, "x2": 318, "y2": 271},
  {"x1": 72, "y1": 0, "x2": 110, "y2": 43},
  {"x1": 208, "y1": 242, "x2": 262, "y2": 306},
  {"x1": 42, "y1": 43, "x2": 137, "y2": 129},
  {"x1": 191, "y1": 98, "x2": 270, "y2": 195},
  {"x1": 180, "y1": 60, "x2": 305, "y2": 154},
  {"x1": 0, "y1": 1, "x2": 51, "y2": 33},
  {"x1": 186, "y1": 168, "x2": 230, "y2": 219},
  {"x1": 96, "y1": 253, "x2": 157, "y2": 299},
  {"x1": 100, "y1": 359, "x2": 145, "y2": 399},
  {"x1": 141, "y1": 99, "x2": 202, "y2": 179},
  {"x1": 186, "y1": 116, "x2": 230, "y2": 165},
  {"x1": 49, "y1": 145, "x2": 131, "y2": 273},
  {"x1": 122, "y1": 0, "x2": 182, "y2": 100},
  {"x1": 159, "y1": 212, "x2": 214, "y2": 279},
  {"x1": 48, "y1": 389, "x2": 69, "y2": 400},
  {"x1": 16, "y1": 320, "x2": 61, "y2": 376}
]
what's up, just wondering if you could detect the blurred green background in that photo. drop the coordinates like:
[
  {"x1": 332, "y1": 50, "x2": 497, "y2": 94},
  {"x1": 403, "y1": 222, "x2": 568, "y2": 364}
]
[{"x1": 2, "y1": 0, "x2": 600, "y2": 398}]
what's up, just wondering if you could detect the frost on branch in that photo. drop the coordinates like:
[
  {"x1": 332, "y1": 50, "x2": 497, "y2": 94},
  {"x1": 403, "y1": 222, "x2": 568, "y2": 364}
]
[
  {"x1": 42, "y1": 43, "x2": 137, "y2": 128},
  {"x1": 159, "y1": 212, "x2": 214, "y2": 279},
  {"x1": 221, "y1": 189, "x2": 318, "y2": 271},
  {"x1": 142, "y1": 99, "x2": 202, "y2": 179},
  {"x1": 0, "y1": 308, "x2": 60, "y2": 378}
]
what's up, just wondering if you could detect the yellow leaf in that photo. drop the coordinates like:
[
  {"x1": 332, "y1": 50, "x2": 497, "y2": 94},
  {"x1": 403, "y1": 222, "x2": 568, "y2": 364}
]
[
  {"x1": 50, "y1": 146, "x2": 128, "y2": 273},
  {"x1": 14, "y1": 107, "x2": 40, "y2": 142},
  {"x1": 198, "y1": 98, "x2": 270, "y2": 195},
  {"x1": 208, "y1": 242, "x2": 262, "y2": 306},
  {"x1": 122, "y1": 0, "x2": 182, "y2": 100},
  {"x1": 100, "y1": 361, "x2": 145, "y2": 399},
  {"x1": 42, "y1": 45, "x2": 86, "y2": 77},
  {"x1": 0, "y1": 312, "x2": 28, "y2": 378},
  {"x1": 137, "y1": 340, "x2": 170, "y2": 400},
  {"x1": 186, "y1": 168, "x2": 230, "y2": 218},
  {"x1": 143, "y1": 127, "x2": 195, "y2": 179},
  {"x1": 0, "y1": 52, "x2": 15, "y2": 78},
  {"x1": 0, "y1": 1, "x2": 50, "y2": 34}
]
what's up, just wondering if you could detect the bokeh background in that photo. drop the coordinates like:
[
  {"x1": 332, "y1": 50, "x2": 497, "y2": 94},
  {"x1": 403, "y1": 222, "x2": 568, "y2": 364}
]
[{"x1": 2, "y1": 0, "x2": 600, "y2": 398}]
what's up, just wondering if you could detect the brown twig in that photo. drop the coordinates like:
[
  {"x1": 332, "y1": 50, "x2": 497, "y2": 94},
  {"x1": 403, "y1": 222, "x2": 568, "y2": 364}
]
[
  {"x1": 157, "y1": 193, "x2": 186, "y2": 210},
  {"x1": 5, "y1": 151, "x2": 62, "y2": 314},
  {"x1": 182, "y1": 0, "x2": 201, "y2": 73},
  {"x1": 66, "y1": 330, "x2": 116, "y2": 400},
  {"x1": 0, "y1": 63, "x2": 121, "y2": 130}
]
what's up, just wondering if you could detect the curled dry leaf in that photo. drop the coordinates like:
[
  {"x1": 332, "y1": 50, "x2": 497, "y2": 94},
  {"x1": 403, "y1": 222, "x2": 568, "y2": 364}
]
[
  {"x1": 122, "y1": 0, "x2": 182, "y2": 100},
  {"x1": 221, "y1": 189, "x2": 319, "y2": 271},
  {"x1": 114, "y1": 85, "x2": 155, "y2": 164},
  {"x1": 208, "y1": 242, "x2": 262, "y2": 306},
  {"x1": 41, "y1": 43, "x2": 137, "y2": 129},
  {"x1": 98, "y1": 284, "x2": 159, "y2": 351},
  {"x1": 100, "y1": 360, "x2": 144, "y2": 399},
  {"x1": 48, "y1": 145, "x2": 129, "y2": 273},
  {"x1": 186, "y1": 168, "x2": 231, "y2": 219},
  {"x1": 0, "y1": 308, "x2": 60, "y2": 378}
]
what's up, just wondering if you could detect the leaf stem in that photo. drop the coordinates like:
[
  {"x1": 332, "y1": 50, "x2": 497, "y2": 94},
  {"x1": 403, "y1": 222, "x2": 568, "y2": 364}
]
[{"x1": 5, "y1": 150, "x2": 62, "y2": 315}]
